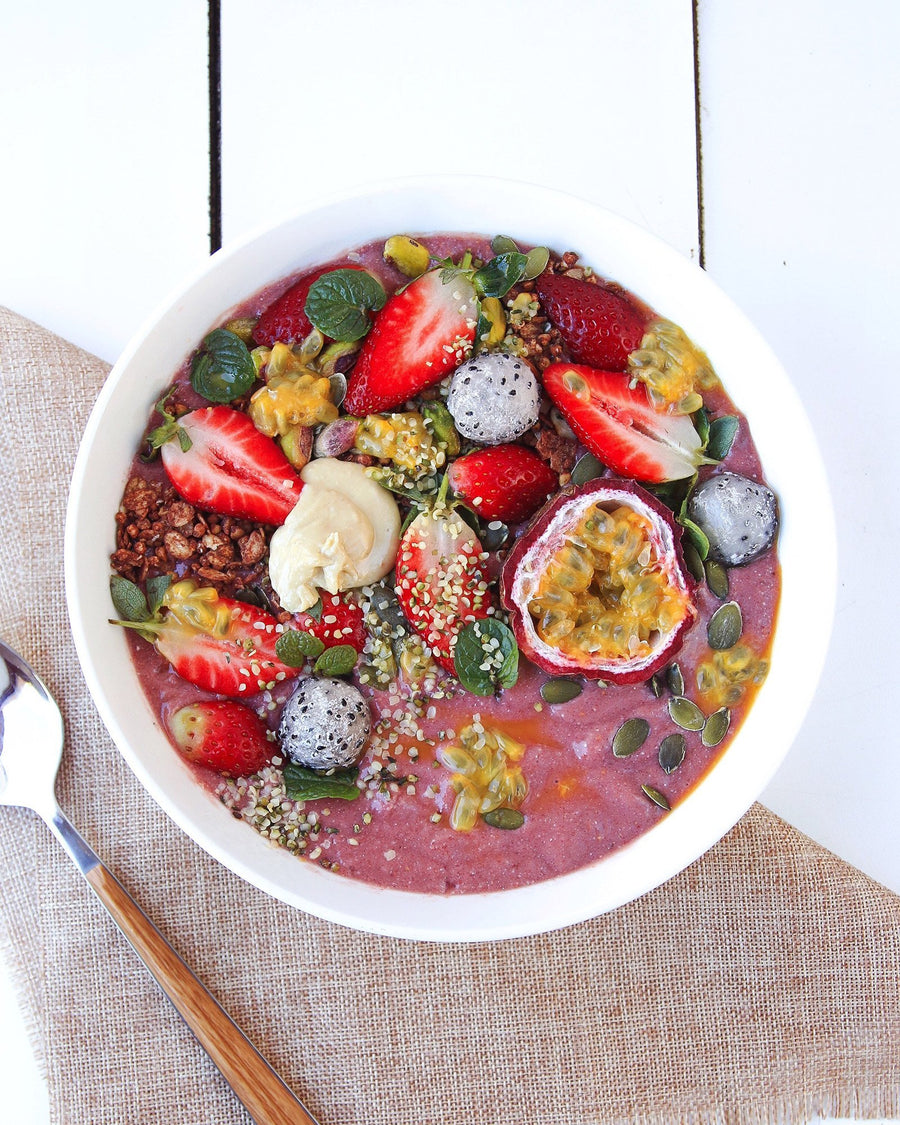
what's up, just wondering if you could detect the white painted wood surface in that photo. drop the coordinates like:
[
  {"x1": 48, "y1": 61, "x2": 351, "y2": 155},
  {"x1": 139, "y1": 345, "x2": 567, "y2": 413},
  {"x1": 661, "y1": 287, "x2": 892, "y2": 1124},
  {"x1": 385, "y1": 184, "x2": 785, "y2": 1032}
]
[
  {"x1": 1, "y1": 1, "x2": 897, "y2": 1121},
  {"x1": 0, "y1": 3, "x2": 210, "y2": 361},
  {"x1": 219, "y1": 0, "x2": 701, "y2": 258},
  {"x1": 698, "y1": 1, "x2": 900, "y2": 895}
]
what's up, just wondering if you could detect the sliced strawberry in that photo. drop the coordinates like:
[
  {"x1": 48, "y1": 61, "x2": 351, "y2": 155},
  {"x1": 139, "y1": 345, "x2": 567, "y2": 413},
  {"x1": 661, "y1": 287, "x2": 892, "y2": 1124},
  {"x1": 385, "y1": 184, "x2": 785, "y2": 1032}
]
[
  {"x1": 394, "y1": 507, "x2": 493, "y2": 673},
  {"x1": 253, "y1": 263, "x2": 366, "y2": 346},
  {"x1": 170, "y1": 700, "x2": 273, "y2": 775},
  {"x1": 292, "y1": 592, "x2": 367, "y2": 653},
  {"x1": 448, "y1": 444, "x2": 558, "y2": 524},
  {"x1": 343, "y1": 269, "x2": 477, "y2": 415},
  {"x1": 116, "y1": 580, "x2": 303, "y2": 696},
  {"x1": 158, "y1": 405, "x2": 302, "y2": 524},
  {"x1": 536, "y1": 272, "x2": 646, "y2": 370},
  {"x1": 542, "y1": 364, "x2": 705, "y2": 483}
]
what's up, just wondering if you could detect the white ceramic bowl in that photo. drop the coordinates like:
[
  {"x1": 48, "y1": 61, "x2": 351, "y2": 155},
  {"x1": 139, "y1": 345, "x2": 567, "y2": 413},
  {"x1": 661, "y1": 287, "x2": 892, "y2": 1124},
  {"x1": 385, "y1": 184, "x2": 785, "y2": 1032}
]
[{"x1": 65, "y1": 176, "x2": 836, "y2": 942}]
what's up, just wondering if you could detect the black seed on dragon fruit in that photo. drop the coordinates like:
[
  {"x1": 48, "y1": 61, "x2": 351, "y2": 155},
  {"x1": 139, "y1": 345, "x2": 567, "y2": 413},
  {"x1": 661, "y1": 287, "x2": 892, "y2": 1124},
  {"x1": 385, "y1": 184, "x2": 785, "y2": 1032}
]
[
  {"x1": 446, "y1": 352, "x2": 540, "y2": 444},
  {"x1": 687, "y1": 471, "x2": 778, "y2": 566},
  {"x1": 277, "y1": 677, "x2": 371, "y2": 771}
]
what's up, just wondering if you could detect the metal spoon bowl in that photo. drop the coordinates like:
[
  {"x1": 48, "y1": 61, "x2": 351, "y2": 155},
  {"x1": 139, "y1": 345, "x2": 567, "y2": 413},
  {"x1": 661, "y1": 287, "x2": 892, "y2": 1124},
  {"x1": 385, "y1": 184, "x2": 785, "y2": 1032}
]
[{"x1": 0, "y1": 638, "x2": 319, "y2": 1125}]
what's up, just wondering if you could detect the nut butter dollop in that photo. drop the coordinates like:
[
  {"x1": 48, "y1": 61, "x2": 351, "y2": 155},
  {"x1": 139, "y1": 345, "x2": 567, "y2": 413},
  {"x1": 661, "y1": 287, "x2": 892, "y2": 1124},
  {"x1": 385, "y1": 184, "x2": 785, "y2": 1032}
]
[{"x1": 269, "y1": 458, "x2": 400, "y2": 612}]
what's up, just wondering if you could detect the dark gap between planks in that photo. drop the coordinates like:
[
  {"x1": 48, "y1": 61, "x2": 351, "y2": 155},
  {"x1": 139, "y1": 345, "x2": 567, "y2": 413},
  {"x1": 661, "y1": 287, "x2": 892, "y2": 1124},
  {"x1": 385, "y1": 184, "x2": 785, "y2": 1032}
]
[
  {"x1": 208, "y1": 0, "x2": 222, "y2": 254},
  {"x1": 206, "y1": 3, "x2": 707, "y2": 264},
  {"x1": 692, "y1": 0, "x2": 706, "y2": 268}
]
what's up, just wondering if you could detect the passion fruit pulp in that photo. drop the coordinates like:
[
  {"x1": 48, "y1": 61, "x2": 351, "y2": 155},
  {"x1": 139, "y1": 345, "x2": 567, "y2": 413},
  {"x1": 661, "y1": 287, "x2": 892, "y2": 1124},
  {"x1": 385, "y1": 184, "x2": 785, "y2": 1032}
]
[{"x1": 500, "y1": 479, "x2": 697, "y2": 684}]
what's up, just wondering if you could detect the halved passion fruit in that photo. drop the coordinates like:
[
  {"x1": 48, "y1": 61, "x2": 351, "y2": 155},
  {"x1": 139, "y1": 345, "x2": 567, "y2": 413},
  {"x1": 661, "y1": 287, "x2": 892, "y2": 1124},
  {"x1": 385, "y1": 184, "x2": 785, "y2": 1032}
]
[{"x1": 500, "y1": 479, "x2": 697, "y2": 684}]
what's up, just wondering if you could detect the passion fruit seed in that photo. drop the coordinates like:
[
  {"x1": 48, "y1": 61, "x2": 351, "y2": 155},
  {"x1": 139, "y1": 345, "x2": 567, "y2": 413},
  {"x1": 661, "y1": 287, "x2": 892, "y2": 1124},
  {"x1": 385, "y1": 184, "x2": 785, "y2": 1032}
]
[
  {"x1": 502, "y1": 480, "x2": 697, "y2": 685},
  {"x1": 658, "y1": 733, "x2": 686, "y2": 774},
  {"x1": 641, "y1": 784, "x2": 670, "y2": 811},
  {"x1": 627, "y1": 318, "x2": 717, "y2": 415},
  {"x1": 446, "y1": 352, "x2": 541, "y2": 444},
  {"x1": 687, "y1": 472, "x2": 778, "y2": 567},
  {"x1": 705, "y1": 559, "x2": 730, "y2": 600},
  {"x1": 529, "y1": 506, "x2": 689, "y2": 666},
  {"x1": 613, "y1": 717, "x2": 650, "y2": 758},
  {"x1": 707, "y1": 601, "x2": 743, "y2": 651},
  {"x1": 702, "y1": 707, "x2": 732, "y2": 748},
  {"x1": 540, "y1": 678, "x2": 583, "y2": 705},
  {"x1": 667, "y1": 696, "x2": 706, "y2": 731},
  {"x1": 437, "y1": 723, "x2": 527, "y2": 832},
  {"x1": 697, "y1": 646, "x2": 768, "y2": 710}
]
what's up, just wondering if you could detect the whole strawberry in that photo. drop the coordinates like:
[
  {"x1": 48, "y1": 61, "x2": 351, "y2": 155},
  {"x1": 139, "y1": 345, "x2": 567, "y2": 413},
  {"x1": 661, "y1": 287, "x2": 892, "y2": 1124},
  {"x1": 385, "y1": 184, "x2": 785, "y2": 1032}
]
[
  {"x1": 170, "y1": 700, "x2": 274, "y2": 776},
  {"x1": 448, "y1": 444, "x2": 558, "y2": 523},
  {"x1": 535, "y1": 272, "x2": 646, "y2": 371}
]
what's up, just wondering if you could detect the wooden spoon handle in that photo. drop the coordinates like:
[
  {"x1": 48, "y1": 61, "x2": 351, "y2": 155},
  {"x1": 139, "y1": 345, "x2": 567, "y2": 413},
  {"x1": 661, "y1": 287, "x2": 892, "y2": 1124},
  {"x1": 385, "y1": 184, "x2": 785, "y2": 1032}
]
[
  {"x1": 83, "y1": 862, "x2": 320, "y2": 1125},
  {"x1": 47, "y1": 805, "x2": 319, "y2": 1125}
]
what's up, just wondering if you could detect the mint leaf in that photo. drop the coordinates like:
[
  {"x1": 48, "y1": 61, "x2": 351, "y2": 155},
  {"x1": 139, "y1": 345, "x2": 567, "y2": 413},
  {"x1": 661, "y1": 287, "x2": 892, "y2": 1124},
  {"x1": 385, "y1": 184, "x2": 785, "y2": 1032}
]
[
  {"x1": 472, "y1": 252, "x2": 528, "y2": 299},
  {"x1": 275, "y1": 628, "x2": 325, "y2": 667},
  {"x1": 706, "y1": 415, "x2": 739, "y2": 462},
  {"x1": 453, "y1": 619, "x2": 519, "y2": 696},
  {"x1": 304, "y1": 269, "x2": 386, "y2": 342},
  {"x1": 191, "y1": 328, "x2": 257, "y2": 403},
  {"x1": 145, "y1": 575, "x2": 171, "y2": 615},
  {"x1": 678, "y1": 515, "x2": 710, "y2": 561},
  {"x1": 283, "y1": 763, "x2": 360, "y2": 802},
  {"x1": 109, "y1": 575, "x2": 150, "y2": 623},
  {"x1": 693, "y1": 405, "x2": 711, "y2": 448},
  {"x1": 313, "y1": 644, "x2": 358, "y2": 677}
]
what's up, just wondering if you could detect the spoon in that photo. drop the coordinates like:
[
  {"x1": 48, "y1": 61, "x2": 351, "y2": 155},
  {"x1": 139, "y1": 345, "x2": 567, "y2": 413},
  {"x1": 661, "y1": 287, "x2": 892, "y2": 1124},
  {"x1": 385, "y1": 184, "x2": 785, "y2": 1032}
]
[{"x1": 0, "y1": 638, "x2": 320, "y2": 1125}]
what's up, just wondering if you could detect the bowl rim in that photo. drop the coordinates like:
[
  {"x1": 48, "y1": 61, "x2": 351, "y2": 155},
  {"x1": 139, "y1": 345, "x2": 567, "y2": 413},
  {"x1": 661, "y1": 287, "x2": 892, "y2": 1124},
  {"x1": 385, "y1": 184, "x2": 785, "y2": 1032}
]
[{"x1": 64, "y1": 174, "x2": 837, "y2": 942}]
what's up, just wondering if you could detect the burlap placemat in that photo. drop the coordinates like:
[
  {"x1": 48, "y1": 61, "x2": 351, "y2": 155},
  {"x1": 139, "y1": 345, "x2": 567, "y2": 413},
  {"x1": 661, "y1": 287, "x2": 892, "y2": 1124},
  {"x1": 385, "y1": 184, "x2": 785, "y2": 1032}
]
[{"x1": 1, "y1": 306, "x2": 898, "y2": 1125}]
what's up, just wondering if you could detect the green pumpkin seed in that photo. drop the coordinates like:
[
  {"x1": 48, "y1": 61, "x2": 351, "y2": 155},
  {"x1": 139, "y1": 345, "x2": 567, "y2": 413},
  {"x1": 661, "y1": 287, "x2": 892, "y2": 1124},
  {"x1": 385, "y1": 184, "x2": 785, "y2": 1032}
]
[
  {"x1": 683, "y1": 541, "x2": 705, "y2": 583},
  {"x1": 523, "y1": 245, "x2": 551, "y2": 280},
  {"x1": 540, "y1": 678, "x2": 583, "y2": 705},
  {"x1": 648, "y1": 671, "x2": 665, "y2": 698},
  {"x1": 667, "y1": 696, "x2": 705, "y2": 731},
  {"x1": 612, "y1": 717, "x2": 650, "y2": 758},
  {"x1": 571, "y1": 452, "x2": 606, "y2": 486},
  {"x1": 483, "y1": 807, "x2": 525, "y2": 830},
  {"x1": 707, "y1": 601, "x2": 743, "y2": 650},
  {"x1": 491, "y1": 234, "x2": 519, "y2": 255},
  {"x1": 641, "y1": 784, "x2": 670, "y2": 811},
  {"x1": 705, "y1": 559, "x2": 730, "y2": 600},
  {"x1": 666, "y1": 662, "x2": 685, "y2": 697},
  {"x1": 702, "y1": 707, "x2": 732, "y2": 747},
  {"x1": 658, "y1": 733, "x2": 686, "y2": 774}
]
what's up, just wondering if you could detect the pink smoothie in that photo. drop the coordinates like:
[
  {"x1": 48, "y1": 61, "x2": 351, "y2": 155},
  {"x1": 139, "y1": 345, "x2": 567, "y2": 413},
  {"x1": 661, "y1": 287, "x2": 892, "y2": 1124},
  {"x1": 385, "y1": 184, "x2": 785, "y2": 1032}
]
[{"x1": 117, "y1": 233, "x2": 780, "y2": 896}]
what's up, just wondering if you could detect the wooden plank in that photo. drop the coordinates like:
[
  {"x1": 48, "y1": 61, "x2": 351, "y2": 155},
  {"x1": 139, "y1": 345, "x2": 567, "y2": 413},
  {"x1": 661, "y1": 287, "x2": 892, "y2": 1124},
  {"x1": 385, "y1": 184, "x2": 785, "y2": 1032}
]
[
  {"x1": 698, "y1": 1, "x2": 900, "y2": 893},
  {"x1": 221, "y1": 0, "x2": 700, "y2": 258},
  {"x1": 0, "y1": 5, "x2": 210, "y2": 361}
]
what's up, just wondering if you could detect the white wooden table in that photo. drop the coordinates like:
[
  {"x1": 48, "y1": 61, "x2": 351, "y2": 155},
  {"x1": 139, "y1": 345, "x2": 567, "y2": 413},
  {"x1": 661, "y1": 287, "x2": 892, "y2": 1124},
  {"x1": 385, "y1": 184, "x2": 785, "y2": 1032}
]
[{"x1": 2, "y1": 3, "x2": 897, "y2": 1121}]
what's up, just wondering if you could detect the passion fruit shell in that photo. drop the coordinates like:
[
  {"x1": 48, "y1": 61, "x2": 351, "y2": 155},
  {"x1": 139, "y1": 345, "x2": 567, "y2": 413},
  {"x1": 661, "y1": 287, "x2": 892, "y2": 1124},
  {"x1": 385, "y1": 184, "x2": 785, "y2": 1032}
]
[{"x1": 500, "y1": 478, "x2": 697, "y2": 684}]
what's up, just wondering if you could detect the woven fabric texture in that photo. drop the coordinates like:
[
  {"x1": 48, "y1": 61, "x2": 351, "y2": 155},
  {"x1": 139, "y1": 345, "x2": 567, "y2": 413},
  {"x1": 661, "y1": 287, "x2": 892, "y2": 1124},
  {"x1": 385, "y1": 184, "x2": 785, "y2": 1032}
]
[{"x1": 0, "y1": 306, "x2": 898, "y2": 1125}]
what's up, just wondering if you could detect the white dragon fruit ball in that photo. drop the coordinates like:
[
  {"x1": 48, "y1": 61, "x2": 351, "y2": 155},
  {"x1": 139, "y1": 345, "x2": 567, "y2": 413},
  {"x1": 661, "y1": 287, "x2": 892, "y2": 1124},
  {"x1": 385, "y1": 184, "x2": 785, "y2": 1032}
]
[
  {"x1": 277, "y1": 677, "x2": 371, "y2": 771},
  {"x1": 687, "y1": 471, "x2": 779, "y2": 566},
  {"x1": 446, "y1": 353, "x2": 540, "y2": 444}
]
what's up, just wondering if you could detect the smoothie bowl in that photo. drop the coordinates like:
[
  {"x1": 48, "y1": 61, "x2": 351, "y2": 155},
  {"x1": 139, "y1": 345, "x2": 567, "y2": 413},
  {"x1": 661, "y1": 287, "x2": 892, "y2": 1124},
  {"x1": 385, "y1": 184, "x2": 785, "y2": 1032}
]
[{"x1": 65, "y1": 178, "x2": 835, "y2": 941}]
